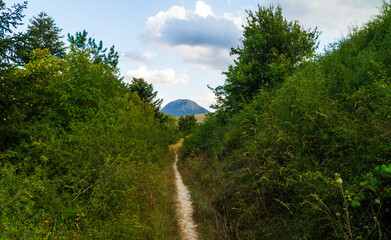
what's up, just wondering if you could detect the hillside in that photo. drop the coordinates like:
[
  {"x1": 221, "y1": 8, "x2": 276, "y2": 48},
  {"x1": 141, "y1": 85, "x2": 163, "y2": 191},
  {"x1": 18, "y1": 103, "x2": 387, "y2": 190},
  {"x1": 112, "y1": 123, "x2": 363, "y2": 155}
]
[
  {"x1": 161, "y1": 99, "x2": 209, "y2": 117},
  {"x1": 180, "y1": 3, "x2": 391, "y2": 239}
]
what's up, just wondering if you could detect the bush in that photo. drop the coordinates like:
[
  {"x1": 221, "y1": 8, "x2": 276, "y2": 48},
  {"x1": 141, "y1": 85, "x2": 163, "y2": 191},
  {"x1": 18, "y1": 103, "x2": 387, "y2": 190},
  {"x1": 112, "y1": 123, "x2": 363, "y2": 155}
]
[
  {"x1": 180, "y1": 3, "x2": 391, "y2": 239},
  {"x1": 0, "y1": 48, "x2": 176, "y2": 238}
]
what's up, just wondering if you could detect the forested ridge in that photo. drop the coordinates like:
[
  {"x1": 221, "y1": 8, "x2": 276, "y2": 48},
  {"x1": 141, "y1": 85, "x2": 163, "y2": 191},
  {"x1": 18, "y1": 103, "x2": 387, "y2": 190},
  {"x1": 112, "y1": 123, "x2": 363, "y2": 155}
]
[
  {"x1": 180, "y1": 3, "x2": 391, "y2": 239},
  {"x1": 1, "y1": 2, "x2": 179, "y2": 238}
]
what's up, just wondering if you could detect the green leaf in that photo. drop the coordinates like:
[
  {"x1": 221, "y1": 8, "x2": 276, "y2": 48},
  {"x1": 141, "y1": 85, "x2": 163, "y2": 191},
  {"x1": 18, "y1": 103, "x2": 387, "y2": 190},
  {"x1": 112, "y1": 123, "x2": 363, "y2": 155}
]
[
  {"x1": 351, "y1": 200, "x2": 361, "y2": 207},
  {"x1": 380, "y1": 166, "x2": 391, "y2": 177},
  {"x1": 370, "y1": 178, "x2": 378, "y2": 187},
  {"x1": 359, "y1": 181, "x2": 368, "y2": 186}
]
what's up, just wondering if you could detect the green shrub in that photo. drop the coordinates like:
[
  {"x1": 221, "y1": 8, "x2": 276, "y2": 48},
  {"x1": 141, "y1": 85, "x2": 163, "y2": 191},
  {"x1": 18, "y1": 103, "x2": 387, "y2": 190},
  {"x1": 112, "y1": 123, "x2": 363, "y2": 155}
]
[
  {"x1": 180, "y1": 3, "x2": 391, "y2": 239},
  {"x1": 0, "y1": 48, "x2": 176, "y2": 238}
]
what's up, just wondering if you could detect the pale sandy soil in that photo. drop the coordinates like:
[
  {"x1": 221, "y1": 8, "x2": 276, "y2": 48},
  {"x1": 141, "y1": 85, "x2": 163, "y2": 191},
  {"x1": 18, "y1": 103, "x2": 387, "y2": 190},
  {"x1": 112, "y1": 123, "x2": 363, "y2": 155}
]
[{"x1": 173, "y1": 153, "x2": 198, "y2": 240}]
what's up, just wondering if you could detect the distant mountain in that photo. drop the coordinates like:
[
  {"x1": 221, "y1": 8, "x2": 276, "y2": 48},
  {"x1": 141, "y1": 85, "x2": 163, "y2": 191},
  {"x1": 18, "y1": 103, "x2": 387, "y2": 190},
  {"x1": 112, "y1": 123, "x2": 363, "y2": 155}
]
[{"x1": 161, "y1": 99, "x2": 210, "y2": 117}]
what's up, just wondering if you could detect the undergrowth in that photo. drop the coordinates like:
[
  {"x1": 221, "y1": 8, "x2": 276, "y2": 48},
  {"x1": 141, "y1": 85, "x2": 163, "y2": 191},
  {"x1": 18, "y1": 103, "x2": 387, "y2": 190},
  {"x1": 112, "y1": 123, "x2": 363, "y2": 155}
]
[
  {"x1": 0, "y1": 48, "x2": 179, "y2": 238},
  {"x1": 180, "y1": 3, "x2": 391, "y2": 239}
]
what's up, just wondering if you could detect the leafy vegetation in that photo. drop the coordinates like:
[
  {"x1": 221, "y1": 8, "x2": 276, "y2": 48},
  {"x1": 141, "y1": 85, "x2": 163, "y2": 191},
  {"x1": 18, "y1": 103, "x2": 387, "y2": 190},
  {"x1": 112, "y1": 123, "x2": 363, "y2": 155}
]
[
  {"x1": 212, "y1": 4, "x2": 319, "y2": 112},
  {"x1": 178, "y1": 114, "x2": 197, "y2": 137},
  {"x1": 0, "y1": 2, "x2": 179, "y2": 238},
  {"x1": 127, "y1": 77, "x2": 165, "y2": 122},
  {"x1": 180, "y1": 3, "x2": 391, "y2": 239}
]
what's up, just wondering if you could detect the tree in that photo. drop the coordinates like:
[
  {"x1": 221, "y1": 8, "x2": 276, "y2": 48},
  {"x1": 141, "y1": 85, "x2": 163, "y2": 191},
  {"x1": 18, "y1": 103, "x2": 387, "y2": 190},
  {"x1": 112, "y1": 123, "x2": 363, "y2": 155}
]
[
  {"x1": 127, "y1": 78, "x2": 162, "y2": 108},
  {"x1": 126, "y1": 77, "x2": 165, "y2": 121},
  {"x1": 68, "y1": 30, "x2": 119, "y2": 68},
  {"x1": 0, "y1": 1, "x2": 27, "y2": 148},
  {"x1": 178, "y1": 114, "x2": 197, "y2": 136},
  {"x1": 16, "y1": 12, "x2": 66, "y2": 64},
  {"x1": 0, "y1": 0, "x2": 27, "y2": 68},
  {"x1": 213, "y1": 4, "x2": 319, "y2": 112}
]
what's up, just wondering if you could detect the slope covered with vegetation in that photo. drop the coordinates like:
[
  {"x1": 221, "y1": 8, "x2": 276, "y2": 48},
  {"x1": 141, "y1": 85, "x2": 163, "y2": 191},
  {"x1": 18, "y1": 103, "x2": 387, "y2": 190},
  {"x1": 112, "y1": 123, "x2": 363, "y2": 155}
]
[
  {"x1": 180, "y1": 3, "x2": 391, "y2": 239},
  {"x1": 1, "y1": 2, "x2": 178, "y2": 238}
]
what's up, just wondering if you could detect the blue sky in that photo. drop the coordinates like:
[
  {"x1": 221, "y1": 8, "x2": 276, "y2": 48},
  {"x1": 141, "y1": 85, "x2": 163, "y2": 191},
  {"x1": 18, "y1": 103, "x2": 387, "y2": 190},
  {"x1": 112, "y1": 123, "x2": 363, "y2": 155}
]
[{"x1": 6, "y1": 0, "x2": 384, "y2": 110}]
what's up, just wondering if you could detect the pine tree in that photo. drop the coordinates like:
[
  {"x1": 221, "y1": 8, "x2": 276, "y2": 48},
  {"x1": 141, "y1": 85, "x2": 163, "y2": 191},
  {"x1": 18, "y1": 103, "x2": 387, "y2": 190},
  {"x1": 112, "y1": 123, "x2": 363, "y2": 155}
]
[
  {"x1": 68, "y1": 30, "x2": 119, "y2": 68},
  {"x1": 17, "y1": 12, "x2": 66, "y2": 64},
  {"x1": 127, "y1": 77, "x2": 165, "y2": 121},
  {"x1": 0, "y1": 0, "x2": 27, "y2": 68}
]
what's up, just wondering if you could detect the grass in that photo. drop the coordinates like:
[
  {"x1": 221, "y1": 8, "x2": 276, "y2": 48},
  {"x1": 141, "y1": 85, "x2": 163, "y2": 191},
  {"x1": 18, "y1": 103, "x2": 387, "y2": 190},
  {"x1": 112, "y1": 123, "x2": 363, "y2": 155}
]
[
  {"x1": 194, "y1": 113, "x2": 207, "y2": 123},
  {"x1": 176, "y1": 152, "x2": 225, "y2": 240},
  {"x1": 147, "y1": 148, "x2": 181, "y2": 240}
]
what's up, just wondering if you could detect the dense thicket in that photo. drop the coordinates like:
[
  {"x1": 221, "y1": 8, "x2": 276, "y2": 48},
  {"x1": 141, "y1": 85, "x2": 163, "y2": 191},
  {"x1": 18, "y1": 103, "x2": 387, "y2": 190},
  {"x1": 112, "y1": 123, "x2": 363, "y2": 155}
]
[
  {"x1": 1, "y1": 3, "x2": 177, "y2": 238},
  {"x1": 181, "y1": 3, "x2": 391, "y2": 239},
  {"x1": 178, "y1": 114, "x2": 197, "y2": 136}
]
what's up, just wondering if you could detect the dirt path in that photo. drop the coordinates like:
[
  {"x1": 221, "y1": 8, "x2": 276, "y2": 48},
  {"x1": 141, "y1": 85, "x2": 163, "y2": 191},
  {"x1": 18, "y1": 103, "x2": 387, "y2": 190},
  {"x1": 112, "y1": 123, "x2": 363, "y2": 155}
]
[{"x1": 173, "y1": 153, "x2": 198, "y2": 240}]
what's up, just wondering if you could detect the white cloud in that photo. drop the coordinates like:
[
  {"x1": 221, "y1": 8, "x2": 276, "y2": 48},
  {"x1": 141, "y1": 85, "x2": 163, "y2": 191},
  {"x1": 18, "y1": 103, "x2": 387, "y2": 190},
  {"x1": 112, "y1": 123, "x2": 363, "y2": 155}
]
[
  {"x1": 140, "y1": 1, "x2": 243, "y2": 70},
  {"x1": 142, "y1": 5, "x2": 187, "y2": 40},
  {"x1": 173, "y1": 45, "x2": 232, "y2": 70},
  {"x1": 223, "y1": 12, "x2": 245, "y2": 29},
  {"x1": 194, "y1": 1, "x2": 213, "y2": 18},
  {"x1": 119, "y1": 51, "x2": 156, "y2": 65},
  {"x1": 124, "y1": 65, "x2": 189, "y2": 85}
]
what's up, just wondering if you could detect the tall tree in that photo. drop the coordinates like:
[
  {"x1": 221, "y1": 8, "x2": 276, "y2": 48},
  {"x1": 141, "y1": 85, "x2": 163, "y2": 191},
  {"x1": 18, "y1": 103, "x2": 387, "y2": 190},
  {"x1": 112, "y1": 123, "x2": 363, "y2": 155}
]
[
  {"x1": 17, "y1": 12, "x2": 66, "y2": 64},
  {"x1": 213, "y1": 4, "x2": 319, "y2": 112},
  {"x1": 0, "y1": 0, "x2": 27, "y2": 68},
  {"x1": 68, "y1": 30, "x2": 119, "y2": 68},
  {"x1": 1, "y1": 1, "x2": 27, "y2": 147},
  {"x1": 127, "y1": 77, "x2": 164, "y2": 121}
]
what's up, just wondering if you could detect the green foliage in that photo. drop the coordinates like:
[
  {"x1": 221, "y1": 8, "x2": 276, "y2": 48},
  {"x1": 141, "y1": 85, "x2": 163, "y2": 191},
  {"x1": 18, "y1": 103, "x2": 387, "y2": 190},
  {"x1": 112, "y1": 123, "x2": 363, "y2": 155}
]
[
  {"x1": 181, "y1": 3, "x2": 391, "y2": 239},
  {"x1": 0, "y1": 0, "x2": 27, "y2": 68},
  {"x1": 127, "y1": 77, "x2": 166, "y2": 122},
  {"x1": 178, "y1": 114, "x2": 197, "y2": 136},
  {"x1": 212, "y1": 4, "x2": 319, "y2": 112},
  {"x1": 16, "y1": 12, "x2": 66, "y2": 64},
  {"x1": 127, "y1": 77, "x2": 162, "y2": 107},
  {"x1": 0, "y1": 40, "x2": 177, "y2": 238},
  {"x1": 68, "y1": 30, "x2": 119, "y2": 68}
]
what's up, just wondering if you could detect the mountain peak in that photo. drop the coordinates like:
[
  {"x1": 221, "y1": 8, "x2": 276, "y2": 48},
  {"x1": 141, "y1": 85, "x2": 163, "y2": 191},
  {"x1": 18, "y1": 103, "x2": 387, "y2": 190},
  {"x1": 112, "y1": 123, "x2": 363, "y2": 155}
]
[{"x1": 161, "y1": 99, "x2": 210, "y2": 117}]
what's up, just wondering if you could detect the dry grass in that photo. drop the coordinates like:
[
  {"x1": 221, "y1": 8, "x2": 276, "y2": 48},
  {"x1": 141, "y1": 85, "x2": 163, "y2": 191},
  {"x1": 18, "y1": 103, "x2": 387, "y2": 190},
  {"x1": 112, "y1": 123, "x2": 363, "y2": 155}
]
[
  {"x1": 170, "y1": 139, "x2": 184, "y2": 152},
  {"x1": 193, "y1": 114, "x2": 207, "y2": 123}
]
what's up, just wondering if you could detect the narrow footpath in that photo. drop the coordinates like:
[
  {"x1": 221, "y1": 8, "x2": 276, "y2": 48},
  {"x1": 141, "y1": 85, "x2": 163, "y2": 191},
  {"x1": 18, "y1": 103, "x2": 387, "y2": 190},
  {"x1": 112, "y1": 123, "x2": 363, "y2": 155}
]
[{"x1": 173, "y1": 153, "x2": 198, "y2": 240}]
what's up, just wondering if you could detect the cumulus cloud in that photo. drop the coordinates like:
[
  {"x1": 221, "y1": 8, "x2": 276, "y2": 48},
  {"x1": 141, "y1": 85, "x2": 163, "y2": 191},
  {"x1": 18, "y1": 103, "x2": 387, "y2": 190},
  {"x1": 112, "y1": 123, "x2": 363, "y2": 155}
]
[
  {"x1": 139, "y1": 0, "x2": 382, "y2": 69},
  {"x1": 140, "y1": 1, "x2": 243, "y2": 70},
  {"x1": 119, "y1": 51, "x2": 156, "y2": 65},
  {"x1": 194, "y1": 1, "x2": 213, "y2": 18},
  {"x1": 142, "y1": 5, "x2": 187, "y2": 40},
  {"x1": 270, "y1": 0, "x2": 383, "y2": 47},
  {"x1": 160, "y1": 17, "x2": 241, "y2": 48},
  {"x1": 124, "y1": 65, "x2": 189, "y2": 85},
  {"x1": 172, "y1": 45, "x2": 231, "y2": 70}
]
